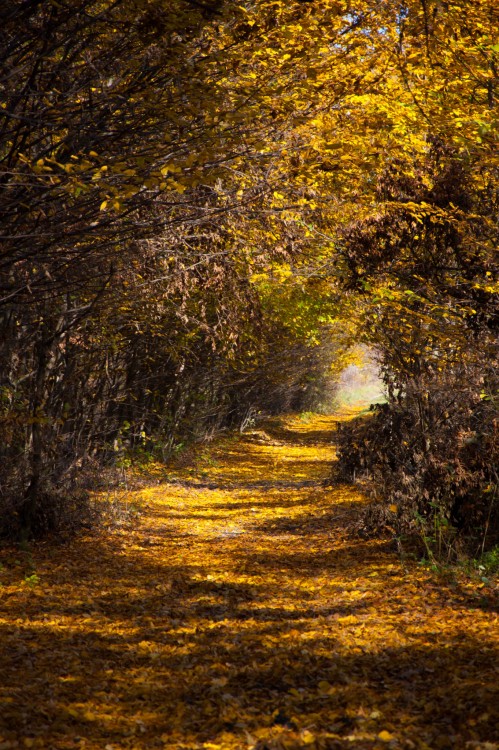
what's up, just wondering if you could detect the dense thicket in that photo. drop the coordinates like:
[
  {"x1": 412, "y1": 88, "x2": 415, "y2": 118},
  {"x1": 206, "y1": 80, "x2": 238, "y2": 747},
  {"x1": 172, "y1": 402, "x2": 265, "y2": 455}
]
[
  {"x1": 1, "y1": 1, "x2": 212, "y2": 535},
  {"x1": 331, "y1": 8, "x2": 499, "y2": 553},
  {"x1": 334, "y1": 118, "x2": 498, "y2": 558}
]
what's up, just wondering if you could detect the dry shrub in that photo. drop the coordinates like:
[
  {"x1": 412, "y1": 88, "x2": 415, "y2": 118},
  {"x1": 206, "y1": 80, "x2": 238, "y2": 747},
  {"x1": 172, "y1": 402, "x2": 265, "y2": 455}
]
[{"x1": 334, "y1": 376, "x2": 499, "y2": 559}]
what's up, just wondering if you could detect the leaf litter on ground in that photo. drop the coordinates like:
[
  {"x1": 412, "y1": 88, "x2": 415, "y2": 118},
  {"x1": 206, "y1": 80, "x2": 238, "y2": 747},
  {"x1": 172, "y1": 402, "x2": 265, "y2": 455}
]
[{"x1": 0, "y1": 409, "x2": 497, "y2": 750}]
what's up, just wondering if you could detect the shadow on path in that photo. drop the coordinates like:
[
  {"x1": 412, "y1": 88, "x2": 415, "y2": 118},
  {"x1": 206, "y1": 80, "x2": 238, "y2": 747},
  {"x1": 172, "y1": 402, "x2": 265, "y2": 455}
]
[{"x1": 0, "y1": 412, "x2": 497, "y2": 749}]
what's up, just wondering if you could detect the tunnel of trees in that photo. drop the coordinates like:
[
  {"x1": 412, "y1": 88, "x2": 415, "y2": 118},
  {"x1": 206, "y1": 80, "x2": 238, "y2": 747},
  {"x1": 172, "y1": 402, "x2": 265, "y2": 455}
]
[{"x1": 1, "y1": 0, "x2": 497, "y2": 554}]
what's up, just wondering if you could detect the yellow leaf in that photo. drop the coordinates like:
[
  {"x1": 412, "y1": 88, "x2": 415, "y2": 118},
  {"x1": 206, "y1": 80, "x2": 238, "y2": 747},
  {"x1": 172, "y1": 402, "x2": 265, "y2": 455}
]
[
  {"x1": 338, "y1": 615, "x2": 359, "y2": 625},
  {"x1": 301, "y1": 730, "x2": 315, "y2": 745},
  {"x1": 389, "y1": 504, "x2": 398, "y2": 513}
]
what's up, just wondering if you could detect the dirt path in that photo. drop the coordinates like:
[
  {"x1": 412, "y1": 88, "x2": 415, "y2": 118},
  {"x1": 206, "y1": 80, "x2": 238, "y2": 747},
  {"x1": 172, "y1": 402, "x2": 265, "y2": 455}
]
[{"x1": 0, "y1": 412, "x2": 497, "y2": 750}]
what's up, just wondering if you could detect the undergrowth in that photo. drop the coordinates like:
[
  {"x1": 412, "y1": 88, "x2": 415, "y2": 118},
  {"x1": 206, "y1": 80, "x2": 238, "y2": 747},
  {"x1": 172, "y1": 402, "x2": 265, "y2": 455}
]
[{"x1": 333, "y1": 380, "x2": 499, "y2": 564}]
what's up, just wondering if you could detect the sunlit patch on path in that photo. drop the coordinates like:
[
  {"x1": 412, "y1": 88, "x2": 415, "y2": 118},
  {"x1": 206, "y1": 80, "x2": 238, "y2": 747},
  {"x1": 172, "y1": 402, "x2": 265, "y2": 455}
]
[{"x1": 0, "y1": 411, "x2": 497, "y2": 749}]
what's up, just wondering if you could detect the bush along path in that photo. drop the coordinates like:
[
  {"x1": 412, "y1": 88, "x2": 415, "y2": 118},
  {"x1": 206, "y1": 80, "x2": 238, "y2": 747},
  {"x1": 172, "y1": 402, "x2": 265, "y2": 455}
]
[{"x1": 0, "y1": 411, "x2": 498, "y2": 750}]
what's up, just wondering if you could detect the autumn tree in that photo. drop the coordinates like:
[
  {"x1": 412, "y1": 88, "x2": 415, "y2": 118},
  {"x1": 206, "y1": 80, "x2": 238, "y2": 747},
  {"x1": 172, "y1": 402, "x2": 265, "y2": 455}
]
[
  {"x1": 0, "y1": 0, "x2": 263, "y2": 535},
  {"x1": 321, "y1": 0, "x2": 499, "y2": 554}
]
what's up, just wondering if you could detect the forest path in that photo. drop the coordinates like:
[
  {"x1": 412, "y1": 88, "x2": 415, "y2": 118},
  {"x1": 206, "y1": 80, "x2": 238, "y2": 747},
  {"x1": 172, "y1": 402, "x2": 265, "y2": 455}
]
[{"x1": 0, "y1": 411, "x2": 497, "y2": 750}]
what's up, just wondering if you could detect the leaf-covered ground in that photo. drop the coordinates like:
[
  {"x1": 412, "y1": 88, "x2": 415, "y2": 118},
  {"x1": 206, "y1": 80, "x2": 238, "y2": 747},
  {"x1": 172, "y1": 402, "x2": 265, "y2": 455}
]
[{"x1": 0, "y1": 411, "x2": 498, "y2": 750}]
